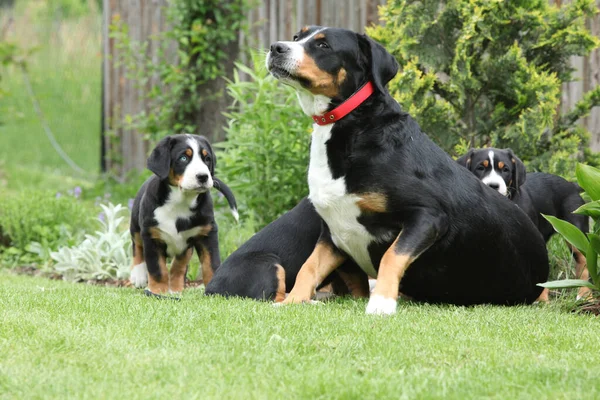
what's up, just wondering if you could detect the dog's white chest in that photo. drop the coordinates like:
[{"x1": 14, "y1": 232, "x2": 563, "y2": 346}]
[
  {"x1": 153, "y1": 192, "x2": 201, "y2": 257},
  {"x1": 308, "y1": 125, "x2": 378, "y2": 278}
]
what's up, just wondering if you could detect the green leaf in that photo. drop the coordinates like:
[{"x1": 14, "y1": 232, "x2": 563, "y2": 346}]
[
  {"x1": 542, "y1": 215, "x2": 588, "y2": 256},
  {"x1": 573, "y1": 200, "x2": 600, "y2": 218},
  {"x1": 537, "y1": 279, "x2": 596, "y2": 289},
  {"x1": 576, "y1": 163, "x2": 600, "y2": 201},
  {"x1": 586, "y1": 234, "x2": 600, "y2": 283}
]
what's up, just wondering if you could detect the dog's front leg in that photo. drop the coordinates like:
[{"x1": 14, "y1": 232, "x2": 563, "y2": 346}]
[
  {"x1": 194, "y1": 228, "x2": 221, "y2": 286},
  {"x1": 367, "y1": 211, "x2": 448, "y2": 315},
  {"x1": 281, "y1": 224, "x2": 346, "y2": 304},
  {"x1": 142, "y1": 235, "x2": 170, "y2": 295}
]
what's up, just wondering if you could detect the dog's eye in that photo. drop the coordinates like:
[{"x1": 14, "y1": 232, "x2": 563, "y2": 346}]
[
  {"x1": 476, "y1": 165, "x2": 485, "y2": 171},
  {"x1": 317, "y1": 41, "x2": 329, "y2": 49},
  {"x1": 179, "y1": 155, "x2": 188, "y2": 162},
  {"x1": 503, "y1": 167, "x2": 510, "y2": 173},
  {"x1": 293, "y1": 35, "x2": 299, "y2": 41}
]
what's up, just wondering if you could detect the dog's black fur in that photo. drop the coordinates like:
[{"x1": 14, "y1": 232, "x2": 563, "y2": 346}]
[
  {"x1": 129, "y1": 134, "x2": 237, "y2": 296},
  {"x1": 267, "y1": 26, "x2": 549, "y2": 311},
  {"x1": 457, "y1": 148, "x2": 590, "y2": 297},
  {"x1": 205, "y1": 197, "x2": 370, "y2": 300}
]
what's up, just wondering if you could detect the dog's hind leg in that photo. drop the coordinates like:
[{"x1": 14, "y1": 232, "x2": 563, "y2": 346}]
[
  {"x1": 367, "y1": 211, "x2": 447, "y2": 315},
  {"x1": 169, "y1": 248, "x2": 193, "y2": 294},
  {"x1": 129, "y1": 232, "x2": 148, "y2": 288},
  {"x1": 194, "y1": 229, "x2": 221, "y2": 286},
  {"x1": 568, "y1": 243, "x2": 591, "y2": 300}
]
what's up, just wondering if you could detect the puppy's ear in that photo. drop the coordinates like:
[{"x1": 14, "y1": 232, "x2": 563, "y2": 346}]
[
  {"x1": 196, "y1": 135, "x2": 215, "y2": 176},
  {"x1": 507, "y1": 149, "x2": 526, "y2": 191},
  {"x1": 147, "y1": 136, "x2": 172, "y2": 180},
  {"x1": 456, "y1": 148, "x2": 475, "y2": 170},
  {"x1": 357, "y1": 34, "x2": 399, "y2": 94}
]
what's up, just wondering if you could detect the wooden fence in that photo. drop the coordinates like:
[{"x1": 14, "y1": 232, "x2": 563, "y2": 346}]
[{"x1": 102, "y1": 0, "x2": 600, "y2": 176}]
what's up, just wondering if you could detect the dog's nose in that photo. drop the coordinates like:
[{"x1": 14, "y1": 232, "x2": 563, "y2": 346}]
[
  {"x1": 196, "y1": 174, "x2": 209, "y2": 184},
  {"x1": 270, "y1": 42, "x2": 290, "y2": 54},
  {"x1": 488, "y1": 183, "x2": 500, "y2": 190}
]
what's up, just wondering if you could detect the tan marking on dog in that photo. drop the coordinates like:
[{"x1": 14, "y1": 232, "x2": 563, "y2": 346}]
[
  {"x1": 201, "y1": 149, "x2": 208, "y2": 157},
  {"x1": 482, "y1": 160, "x2": 489, "y2": 168},
  {"x1": 498, "y1": 161, "x2": 505, "y2": 169},
  {"x1": 314, "y1": 32, "x2": 325, "y2": 40},
  {"x1": 185, "y1": 148, "x2": 193, "y2": 157},
  {"x1": 147, "y1": 253, "x2": 169, "y2": 294},
  {"x1": 196, "y1": 224, "x2": 212, "y2": 237},
  {"x1": 372, "y1": 234, "x2": 416, "y2": 301},
  {"x1": 336, "y1": 269, "x2": 370, "y2": 298},
  {"x1": 297, "y1": 55, "x2": 341, "y2": 98},
  {"x1": 466, "y1": 158, "x2": 472, "y2": 167},
  {"x1": 337, "y1": 68, "x2": 347, "y2": 85},
  {"x1": 169, "y1": 248, "x2": 193, "y2": 293},
  {"x1": 199, "y1": 244, "x2": 214, "y2": 285},
  {"x1": 132, "y1": 232, "x2": 144, "y2": 265},
  {"x1": 569, "y1": 243, "x2": 592, "y2": 300},
  {"x1": 536, "y1": 288, "x2": 549, "y2": 302},
  {"x1": 282, "y1": 242, "x2": 346, "y2": 304},
  {"x1": 168, "y1": 168, "x2": 183, "y2": 187},
  {"x1": 356, "y1": 192, "x2": 388, "y2": 213},
  {"x1": 274, "y1": 264, "x2": 286, "y2": 302},
  {"x1": 511, "y1": 158, "x2": 516, "y2": 164},
  {"x1": 148, "y1": 227, "x2": 163, "y2": 242},
  {"x1": 301, "y1": 26, "x2": 309, "y2": 33}
]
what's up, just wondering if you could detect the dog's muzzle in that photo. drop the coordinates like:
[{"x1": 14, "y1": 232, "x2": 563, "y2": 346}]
[{"x1": 266, "y1": 42, "x2": 293, "y2": 78}]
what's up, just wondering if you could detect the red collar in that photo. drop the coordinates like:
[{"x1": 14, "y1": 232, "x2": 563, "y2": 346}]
[{"x1": 311, "y1": 81, "x2": 374, "y2": 126}]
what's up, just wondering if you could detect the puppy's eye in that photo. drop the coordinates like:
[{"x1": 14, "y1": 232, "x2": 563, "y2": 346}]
[
  {"x1": 293, "y1": 35, "x2": 299, "y2": 41},
  {"x1": 317, "y1": 41, "x2": 329, "y2": 49},
  {"x1": 179, "y1": 155, "x2": 188, "y2": 162}
]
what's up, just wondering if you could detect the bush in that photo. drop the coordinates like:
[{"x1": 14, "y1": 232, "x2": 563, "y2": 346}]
[
  {"x1": 216, "y1": 53, "x2": 312, "y2": 227},
  {"x1": 0, "y1": 190, "x2": 93, "y2": 266},
  {"x1": 49, "y1": 203, "x2": 131, "y2": 282},
  {"x1": 368, "y1": 0, "x2": 600, "y2": 177}
]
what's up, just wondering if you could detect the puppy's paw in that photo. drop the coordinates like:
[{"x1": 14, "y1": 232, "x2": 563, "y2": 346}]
[
  {"x1": 366, "y1": 295, "x2": 397, "y2": 315},
  {"x1": 129, "y1": 262, "x2": 148, "y2": 288}
]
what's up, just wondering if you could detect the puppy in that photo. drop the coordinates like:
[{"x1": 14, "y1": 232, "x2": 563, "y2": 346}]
[
  {"x1": 129, "y1": 134, "x2": 237, "y2": 297},
  {"x1": 457, "y1": 147, "x2": 590, "y2": 299},
  {"x1": 205, "y1": 197, "x2": 370, "y2": 301},
  {"x1": 267, "y1": 26, "x2": 549, "y2": 314}
]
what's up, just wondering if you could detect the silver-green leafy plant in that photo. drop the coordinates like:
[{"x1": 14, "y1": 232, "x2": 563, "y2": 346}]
[
  {"x1": 540, "y1": 164, "x2": 600, "y2": 298},
  {"x1": 50, "y1": 203, "x2": 131, "y2": 282}
]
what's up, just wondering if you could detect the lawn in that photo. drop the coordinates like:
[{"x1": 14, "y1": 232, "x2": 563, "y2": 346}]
[{"x1": 1, "y1": 273, "x2": 599, "y2": 400}]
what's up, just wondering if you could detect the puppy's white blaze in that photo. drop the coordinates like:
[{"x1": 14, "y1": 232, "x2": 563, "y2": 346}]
[
  {"x1": 180, "y1": 137, "x2": 212, "y2": 191},
  {"x1": 130, "y1": 262, "x2": 148, "y2": 288},
  {"x1": 366, "y1": 295, "x2": 397, "y2": 315},
  {"x1": 482, "y1": 150, "x2": 508, "y2": 196},
  {"x1": 308, "y1": 123, "x2": 378, "y2": 279},
  {"x1": 154, "y1": 189, "x2": 204, "y2": 257}
]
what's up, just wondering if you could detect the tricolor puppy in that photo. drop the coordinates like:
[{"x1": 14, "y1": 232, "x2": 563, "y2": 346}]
[
  {"x1": 457, "y1": 148, "x2": 590, "y2": 299},
  {"x1": 205, "y1": 197, "x2": 370, "y2": 301},
  {"x1": 267, "y1": 26, "x2": 549, "y2": 314},
  {"x1": 129, "y1": 134, "x2": 238, "y2": 297}
]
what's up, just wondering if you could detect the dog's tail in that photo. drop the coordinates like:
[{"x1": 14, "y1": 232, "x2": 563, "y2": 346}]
[{"x1": 214, "y1": 177, "x2": 239, "y2": 222}]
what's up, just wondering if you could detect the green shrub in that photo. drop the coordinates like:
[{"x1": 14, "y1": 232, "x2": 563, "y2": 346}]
[
  {"x1": 0, "y1": 190, "x2": 93, "y2": 266},
  {"x1": 368, "y1": 0, "x2": 600, "y2": 178},
  {"x1": 216, "y1": 53, "x2": 312, "y2": 227},
  {"x1": 49, "y1": 203, "x2": 131, "y2": 281}
]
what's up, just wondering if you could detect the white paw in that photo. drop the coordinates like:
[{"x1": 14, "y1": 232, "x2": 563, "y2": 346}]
[
  {"x1": 129, "y1": 262, "x2": 148, "y2": 288},
  {"x1": 366, "y1": 295, "x2": 397, "y2": 315}
]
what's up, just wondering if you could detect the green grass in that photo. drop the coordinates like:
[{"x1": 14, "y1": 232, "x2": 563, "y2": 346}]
[{"x1": 1, "y1": 273, "x2": 599, "y2": 399}]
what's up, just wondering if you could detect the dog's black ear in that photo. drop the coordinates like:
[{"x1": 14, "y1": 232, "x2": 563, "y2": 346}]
[
  {"x1": 357, "y1": 34, "x2": 399, "y2": 94},
  {"x1": 195, "y1": 135, "x2": 215, "y2": 176},
  {"x1": 456, "y1": 148, "x2": 475, "y2": 170},
  {"x1": 147, "y1": 136, "x2": 172, "y2": 180},
  {"x1": 507, "y1": 149, "x2": 526, "y2": 191}
]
